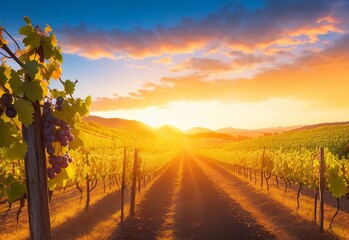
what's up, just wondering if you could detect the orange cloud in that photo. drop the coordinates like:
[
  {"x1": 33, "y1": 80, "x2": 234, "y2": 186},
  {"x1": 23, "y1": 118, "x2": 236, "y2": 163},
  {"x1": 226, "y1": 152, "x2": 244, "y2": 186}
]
[
  {"x1": 59, "y1": 1, "x2": 348, "y2": 59},
  {"x1": 227, "y1": 18, "x2": 343, "y2": 54},
  {"x1": 152, "y1": 56, "x2": 173, "y2": 65},
  {"x1": 172, "y1": 52, "x2": 276, "y2": 73},
  {"x1": 171, "y1": 57, "x2": 231, "y2": 72},
  {"x1": 230, "y1": 51, "x2": 274, "y2": 67},
  {"x1": 90, "y1": 35, "x2": 349, "y2": 111}
]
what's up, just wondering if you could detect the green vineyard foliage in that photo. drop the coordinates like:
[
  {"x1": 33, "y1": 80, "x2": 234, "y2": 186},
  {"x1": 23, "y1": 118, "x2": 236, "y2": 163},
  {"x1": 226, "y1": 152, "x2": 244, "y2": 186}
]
[
  {"x1": 200, "y1": 125, "x2": 349, "y2": 198},
  {"x1": 0, "y1": 17, "x2": 90, "y2": 203}
]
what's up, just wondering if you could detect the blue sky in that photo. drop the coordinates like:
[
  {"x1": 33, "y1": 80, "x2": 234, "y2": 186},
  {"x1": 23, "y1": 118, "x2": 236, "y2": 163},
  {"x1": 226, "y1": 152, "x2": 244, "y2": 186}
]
[{"x1": 1, "y1": 0, "x2": 349, "y2": 130}]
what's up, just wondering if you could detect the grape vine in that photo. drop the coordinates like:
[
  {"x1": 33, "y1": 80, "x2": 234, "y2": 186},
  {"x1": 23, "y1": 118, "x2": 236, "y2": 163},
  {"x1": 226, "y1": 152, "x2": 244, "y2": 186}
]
[{"x1": 0, "y1": 17, "x2": 91, "y2": 239}]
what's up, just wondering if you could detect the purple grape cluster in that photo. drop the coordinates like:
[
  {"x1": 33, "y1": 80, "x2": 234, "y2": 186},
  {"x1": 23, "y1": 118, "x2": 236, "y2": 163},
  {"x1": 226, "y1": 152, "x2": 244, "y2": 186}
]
[
  {"x1": 0, "y1": 93, "x2": 17, "y2": 118},
  {"x1": 42, "y1": 97, "x2": 75, "y2": 179},
  {"x1": 47, "y1": 154, "x2": 73, "y2": 178}
]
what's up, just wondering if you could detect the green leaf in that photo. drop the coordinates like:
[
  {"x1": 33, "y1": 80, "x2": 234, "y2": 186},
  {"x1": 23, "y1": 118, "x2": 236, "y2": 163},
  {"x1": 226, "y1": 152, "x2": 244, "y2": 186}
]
[
  {"x1": 328, "y1": 175, "x2": 347, "y2": 198},
  {"x1": 14, "y1": 98, "x2": 34, "y2": 127},
  {"x1": 23, "y1": 31, "x2": 41, "y2": 50},
  {"x1": 0, "y1": 65, "x2": 10, "y2": 86},
  {"x1": 9, "y1": 70, "x2": 23, "y2": 95},
  {"x1": 42, "y1": 36, "x2": 55, "y2": 60},
  {"x1": 3, "y1": 175, "x2": 15, "y2": 186},
  {"x1": 69, "y1": 135, "x2": 84, "y2": 150},
  {"x1": 24, "y1": 60, "x2": 40, "y2": 80},
  {"x1": 0, "y1": 118, "x2": 16, "y2": 147},
  {"x1": 51, "y1": 89, "x2": 66, "y2": 98},
  {"x1": 43, "y1": 62, "x2": 56, "y2": 80},
  {"x1": 6, "y1": 181, "x2": 26, "y2": 203},
  {"x1": 63, "y1": 80, "x2": 75, "y2": 95},
  {"x1": 85, "y1": 95, "x2": 92, "y2": 106},
  {"x1": 23, "y1": 80, "x2": 44, "y2": 102},
  {"x1": 66, "y1": 164, "x2": 76, "y2": 178},
  {"x1": 18, "y1": 25, "x2": 32, "y2": 36},
  {"x1": 54, "y1": 46, "x2": 63, "y2": 63},
  {"x1": 3, "y1": 140, "x2": 28, "y2": 161}
]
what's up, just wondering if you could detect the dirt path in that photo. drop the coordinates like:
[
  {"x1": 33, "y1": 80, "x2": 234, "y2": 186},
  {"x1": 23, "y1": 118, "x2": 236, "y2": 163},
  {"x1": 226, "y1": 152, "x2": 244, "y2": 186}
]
[
  {"x1": 193, "y1": 153, "x2": 340, "y2": 240},
  {"x1": 114, "y1": 152, "x2": 275, "y2": 239},
  {"x1": 174, "y1": 152, "x2": 275, "y2": 240}
]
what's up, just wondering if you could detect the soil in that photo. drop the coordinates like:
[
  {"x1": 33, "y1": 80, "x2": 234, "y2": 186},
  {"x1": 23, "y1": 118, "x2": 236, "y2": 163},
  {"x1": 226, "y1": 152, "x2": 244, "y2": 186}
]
[{"x1": 112, "y1": 152, "x2": 275, "y2": 239}]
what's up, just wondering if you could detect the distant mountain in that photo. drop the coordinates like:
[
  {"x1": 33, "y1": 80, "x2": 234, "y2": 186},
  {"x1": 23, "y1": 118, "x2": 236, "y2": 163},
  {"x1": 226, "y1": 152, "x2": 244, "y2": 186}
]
[
  {"x1": 216, "y1": 125, "x2": 301, "y2": 137},
  {"x1": 185, "y1": 127, "x2": 214, "y2": 134},
  {"x1": 188, "y1": 132, "x2": 237, "y2": 140},
  {"x1": 158, "y1": 124, "x2": 183, "y2": 135},
  {"x1": 84, "y1": 115, "x2": 152, "y2": 132},
  {"x1": 216, "y1": 127, "x2": 264, "y2": 137},
  {"x1": 85, "y1": 116, "x2": 349, "y2": 139}
]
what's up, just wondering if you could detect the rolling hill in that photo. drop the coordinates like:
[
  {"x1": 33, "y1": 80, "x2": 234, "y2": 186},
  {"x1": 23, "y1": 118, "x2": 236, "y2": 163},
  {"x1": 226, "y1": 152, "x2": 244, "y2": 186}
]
[
  {"x1": 84, "y1": 116, "x2": 349, "y2": 140},
  {"x1": 84, "y1": 115, "x2": 152, "y2": 132},
  {"x1": 185, "y1": 127, "x2": 214, "y2": 134}
]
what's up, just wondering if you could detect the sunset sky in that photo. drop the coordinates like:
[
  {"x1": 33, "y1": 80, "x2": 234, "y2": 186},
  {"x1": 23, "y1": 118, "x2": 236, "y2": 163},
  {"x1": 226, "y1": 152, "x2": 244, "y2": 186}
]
[{"x1": 2, "y1": 0, "x2": 349, "y2": 130}]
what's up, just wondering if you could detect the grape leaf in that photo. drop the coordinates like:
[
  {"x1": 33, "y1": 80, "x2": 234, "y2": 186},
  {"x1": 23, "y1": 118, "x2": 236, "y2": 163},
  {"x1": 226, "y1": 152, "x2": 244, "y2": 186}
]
[
  {"x1": 22, "y1": 30, "x2": 41, "y2": 50},
  {"x1": 85, "y1": 95, "x2": 92, "y2": 106},
  {"x1": 0, "y1": 118, "x2": 16, "y2": 147},
  {"x1": 69, "y1": 135, "x2": 84, "y2": 150},
  {"x1": 54, "y1": 47, "x2": 63, "y2": 63},
  {"x1": 328, "y1": 175, "x2": 347, "y2": 198},
  {"x1": 18, "y1": 25, "x2": 32, "y2": 36},
  {"x1": 43, "y1": 62, "x2": 57, "y2": 80},
  {"x1": 42, "y1": 36, "x2": 54, "y2": 60},
  {"x1": 9, "y1": 70, "x2": 23, "y2": 95},
  {"x1": 0, "y1": 65, "x2": 10, "y2": 85},
  {"x1": 63, "y1": 80, "x2": 75, "y2": 95},
  {"x1": 3, "y1": 140, "x2": 28, "y2": 161},
  {"x1": 51, "y1": 33, "x2": 57, "y2": 47},
  {"x1": 23, "y1": 80, "x2": 44, "y2": 102},
  {"x1": 51, "y1": 64, "x2": 62, "y2": 79},
  {"x1": 14, "y1": 98, "x2": 34, "y2": 127},
  {"x1": 6, "y1": 181, "x2": 26, "y2": 203},
  {"x1": 24, "y1": 60, "x2": 40, "y2": 80},
  {"x1": 44, "y1": 24, "x2": 52, "y2": 34},
  {"x1": 51, "y1": 89, "x2": 66, "y2": 98}
]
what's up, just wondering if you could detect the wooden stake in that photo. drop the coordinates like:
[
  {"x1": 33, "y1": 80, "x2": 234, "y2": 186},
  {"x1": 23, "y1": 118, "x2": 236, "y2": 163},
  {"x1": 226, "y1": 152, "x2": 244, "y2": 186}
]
[
  {"x1": 22, "y1": 40, "x2": 51, "y2": 239},
  {"x1": 120, "y1": 147, "x2": 126, "y2": 224},
  {"x1": 130, "y1": 149, "x2": 139, "y2": 217},
  {"x1": 319, "y1": 148, "x2": 325, "y2": 233},
  {"x1": 260, "y1": 147, "x2": 265, "y2": 190}
]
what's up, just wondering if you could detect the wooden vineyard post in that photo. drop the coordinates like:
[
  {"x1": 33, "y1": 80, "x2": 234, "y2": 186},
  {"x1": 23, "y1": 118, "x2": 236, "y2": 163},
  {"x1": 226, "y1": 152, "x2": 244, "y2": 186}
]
[
  {"x1": 130, "y1": 149, "x2": 139, "y2": 217},
  {"x1": 319, "y1": 147, "x2": 325, "y2": 233},
  {"x1": 120, "y1": 147, "x2": 127, "y2": 224},
  {"x1": 137, "y1": 157, "x2": 142, "y2": 193},
  {"x1": 22, "y1": 40, "x2": 51, "y2": 239},
  {"x1": 260, "y1": 147, "x2": 265, "y2": 190},
  {"x1": 23, "y1": 107, "x2": 52, "y2": 240}
]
